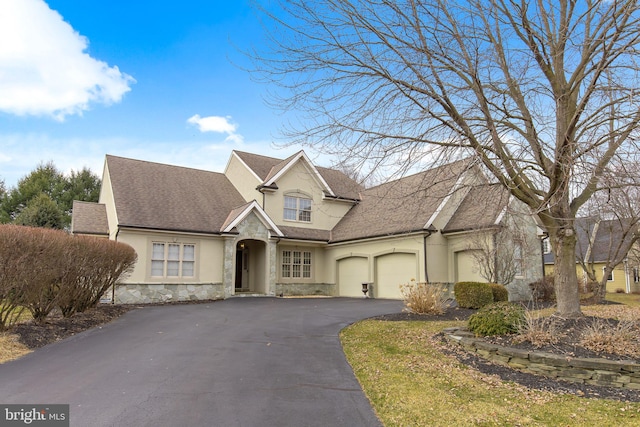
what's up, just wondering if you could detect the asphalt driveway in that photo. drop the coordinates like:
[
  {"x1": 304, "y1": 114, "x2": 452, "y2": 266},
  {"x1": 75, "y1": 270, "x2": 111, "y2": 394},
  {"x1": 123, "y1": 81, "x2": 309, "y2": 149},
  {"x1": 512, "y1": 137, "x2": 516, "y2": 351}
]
[{"x1": 0, "y1": 297, "x2": 403, "y2": 427}]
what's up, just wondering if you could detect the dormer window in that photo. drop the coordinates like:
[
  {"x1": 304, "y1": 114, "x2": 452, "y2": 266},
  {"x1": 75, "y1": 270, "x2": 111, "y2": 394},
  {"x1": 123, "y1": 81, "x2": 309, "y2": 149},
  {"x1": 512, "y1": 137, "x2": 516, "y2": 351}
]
[{"x1": 284, "y1": 195, "x2": 312, "y2": 222}]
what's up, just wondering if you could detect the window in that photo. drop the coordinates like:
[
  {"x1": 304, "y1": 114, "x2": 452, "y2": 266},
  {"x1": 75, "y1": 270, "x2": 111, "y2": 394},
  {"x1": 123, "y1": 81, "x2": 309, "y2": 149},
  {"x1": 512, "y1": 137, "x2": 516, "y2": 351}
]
[
  {"x1": 284, "y1": 195, "x2": 312, "y2": 222},
  {"x1": 282, "y1": 250, "x2": 312, "y2": 279},
  {"x1": 634, "y1": 267, "x2": 639, "y2": 283},
  {"x1": 542, "y1": 238, "x2": 551, "y2": 254},
  {"x1": 513, "y1": 241, "x2": 524, "y2": 277},
  {"x1": 603, "y1": 267, "x2": 614, "y2": 282},
  {"x1": 151, "y1": 242, "x2": 195, "y2": 278}
]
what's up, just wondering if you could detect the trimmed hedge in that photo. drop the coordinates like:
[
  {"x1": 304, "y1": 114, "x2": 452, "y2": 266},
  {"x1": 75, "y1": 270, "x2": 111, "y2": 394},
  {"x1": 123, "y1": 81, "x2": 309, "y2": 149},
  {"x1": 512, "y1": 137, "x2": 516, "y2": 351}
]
[
  {"x1": 468, "y1": 301, "x2": 526, "y2": 336},
  {"x1": 454, "y1": 282, "x2": 494, "y2": 309},
  {"x1": 489, "y1": 283, "x2": 509, "y2": 302},
  {"x1": 0, "y1": 225, "x2": 137, "y2": 328}
]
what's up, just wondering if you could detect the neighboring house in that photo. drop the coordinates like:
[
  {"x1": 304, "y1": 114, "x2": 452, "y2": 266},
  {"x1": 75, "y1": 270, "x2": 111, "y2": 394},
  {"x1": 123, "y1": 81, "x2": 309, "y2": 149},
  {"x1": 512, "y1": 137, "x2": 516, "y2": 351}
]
[
  {"x1": 543, "y1": 218, "x2": 640, "y2": 293},
  {"x1": 71, "y1": 150, "x2": 542, "y2": 303}
]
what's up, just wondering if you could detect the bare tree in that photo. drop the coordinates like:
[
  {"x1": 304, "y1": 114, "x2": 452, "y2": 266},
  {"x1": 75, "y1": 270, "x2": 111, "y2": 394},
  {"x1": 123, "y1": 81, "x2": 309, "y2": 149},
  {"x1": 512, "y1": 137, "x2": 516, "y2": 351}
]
[
  {"x1": 468, "y1": 228, "x2": 523, "y2": 287},
  {"x1": 577, "y1": 164, "x2": 640, "y2": 302},
  {"x1": 253, "y1": 0, "x2": 640, "y2": 317}
]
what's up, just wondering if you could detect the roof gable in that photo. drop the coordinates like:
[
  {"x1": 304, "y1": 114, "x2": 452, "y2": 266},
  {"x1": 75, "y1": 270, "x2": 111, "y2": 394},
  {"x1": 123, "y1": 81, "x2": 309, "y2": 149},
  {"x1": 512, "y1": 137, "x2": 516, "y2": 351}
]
[
  {"x1": 221, "y1": 200, "x2": 283, "y2": 236},
  {"x1": 233, "y1": 150, "x2": 363, "y2": 201}
]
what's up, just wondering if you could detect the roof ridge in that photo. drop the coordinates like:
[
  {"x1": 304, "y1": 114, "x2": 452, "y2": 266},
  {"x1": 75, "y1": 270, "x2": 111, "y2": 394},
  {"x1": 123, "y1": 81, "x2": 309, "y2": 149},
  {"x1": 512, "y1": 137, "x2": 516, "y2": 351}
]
[{"x1": 106, "y1": 154, "x2": 224, "y2": 176}]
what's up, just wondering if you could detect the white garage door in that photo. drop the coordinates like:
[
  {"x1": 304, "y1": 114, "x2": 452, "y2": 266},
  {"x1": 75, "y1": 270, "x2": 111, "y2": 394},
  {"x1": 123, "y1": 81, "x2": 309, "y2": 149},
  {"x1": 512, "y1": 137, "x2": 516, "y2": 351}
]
[
  {"x1": 456, "y1": 250, "x2": 484, "y2": 282},
  {"x1": 375, "y1": 253, "x2": 417, "y2": 299},
  {"x1": 337, "y1": 257, "x2": 369, "y2": 297}
]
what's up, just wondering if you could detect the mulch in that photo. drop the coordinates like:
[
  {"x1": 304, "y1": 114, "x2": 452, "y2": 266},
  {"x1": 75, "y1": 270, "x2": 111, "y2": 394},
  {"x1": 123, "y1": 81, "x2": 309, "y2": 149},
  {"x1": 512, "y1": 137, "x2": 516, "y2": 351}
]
[
  {"x1": 11, "y1": 300, "x2": 640, "y2": 402},
  {"x1": 374, "y1": 305, "x2": 640, "y2": 402}
]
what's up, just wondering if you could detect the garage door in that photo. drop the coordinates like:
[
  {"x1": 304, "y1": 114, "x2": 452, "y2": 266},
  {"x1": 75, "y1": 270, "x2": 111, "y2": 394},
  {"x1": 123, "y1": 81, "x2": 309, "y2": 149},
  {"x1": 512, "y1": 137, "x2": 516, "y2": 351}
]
[
  {"x1": 375, "y1": 253, "x2": 417, "y2": 299},
  {"x1": 337, "y1": 257, "x2": 369, "y2": 297},
  {"x1": 456, "y1": 250, "x2": 484, "y2": 282}
]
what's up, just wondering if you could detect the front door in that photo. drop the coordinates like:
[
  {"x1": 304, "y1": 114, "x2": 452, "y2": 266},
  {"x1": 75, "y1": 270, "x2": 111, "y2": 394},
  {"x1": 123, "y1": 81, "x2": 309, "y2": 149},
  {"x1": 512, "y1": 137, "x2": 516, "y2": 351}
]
[{"x1": 235, "y1": 247, "x2": 250, "y2": 291}]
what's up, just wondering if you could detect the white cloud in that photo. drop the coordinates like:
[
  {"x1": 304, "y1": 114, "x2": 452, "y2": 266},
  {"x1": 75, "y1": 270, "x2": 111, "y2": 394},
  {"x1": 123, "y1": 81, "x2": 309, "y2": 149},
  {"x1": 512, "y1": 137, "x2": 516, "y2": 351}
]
[
  {"x1": 0, "y1": 0, "x2": 134, "y2": 120},
  {"x1": 187, "y1": 114, "x2": 244, "y2": 143}
]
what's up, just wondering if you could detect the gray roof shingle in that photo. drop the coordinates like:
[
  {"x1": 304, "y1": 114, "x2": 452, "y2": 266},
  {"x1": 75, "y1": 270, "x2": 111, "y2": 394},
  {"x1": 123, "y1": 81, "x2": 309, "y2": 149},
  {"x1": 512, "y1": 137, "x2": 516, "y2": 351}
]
[
  {"x1": 442, "y1": 183, "x2": 509, "y2": 233},
  {"x1": 330, "y1": 159, "x2": 472, "y2": 242},
  {"x1": 71, "y1": 201, "x2": 109, "y2": 235},
  {"x1": 106, "y1": 155, "x2": 247, "y2": 234}
]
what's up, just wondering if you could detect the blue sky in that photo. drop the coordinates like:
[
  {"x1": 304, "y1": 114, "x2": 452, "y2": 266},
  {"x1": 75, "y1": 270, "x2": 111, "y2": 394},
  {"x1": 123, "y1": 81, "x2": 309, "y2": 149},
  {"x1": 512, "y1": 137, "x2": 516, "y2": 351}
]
[{"x1": 0, "y1": 0, "x2": 310, "y2": 188}]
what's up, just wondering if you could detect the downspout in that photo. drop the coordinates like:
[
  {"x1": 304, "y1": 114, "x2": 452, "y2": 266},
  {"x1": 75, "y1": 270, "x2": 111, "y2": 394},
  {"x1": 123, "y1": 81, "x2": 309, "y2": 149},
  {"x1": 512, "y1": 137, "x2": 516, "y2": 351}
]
[
  {"x1": 492, "y1": 231, "x2": 499, "y2": 283},
  {"x1": 423, "y1": 230, "x2": 433, "y2": 283},
  {"x1": 625, "y1": 258, "x2": 630, "y2": 294},
  {"x1": 112, "y1": 226, "x2": 120, "y2": 304}
]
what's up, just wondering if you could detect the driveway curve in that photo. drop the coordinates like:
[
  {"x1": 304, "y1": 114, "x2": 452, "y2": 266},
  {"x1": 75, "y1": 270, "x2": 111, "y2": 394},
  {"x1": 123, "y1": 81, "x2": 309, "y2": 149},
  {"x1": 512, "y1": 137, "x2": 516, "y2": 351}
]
[{"x1": 0, "y1": 297, "x2": 402, "y2": 427}]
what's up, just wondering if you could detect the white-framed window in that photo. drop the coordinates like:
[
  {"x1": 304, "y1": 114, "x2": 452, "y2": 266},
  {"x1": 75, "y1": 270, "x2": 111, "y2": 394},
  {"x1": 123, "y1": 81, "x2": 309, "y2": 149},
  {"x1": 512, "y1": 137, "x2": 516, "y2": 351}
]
[
  {"x1": 151, "y1": 242, "x2": 195, "y2": 278},
  {"x1": 603, "y1": 267, "x2": 614, "y2": 282},
  {"x1": 513, "y1": 241, "x2": 524, "y2": 277},
  {"x1": 634, "y1": 267, "x2": 640, "y2": 283},
  {"x1": 542, "y1": 238, "x2": 551, "y2": 254},
  {"x1": 281, "y1": 250, "x2": 312, "y2": 279},
  {"x1": 284, "y1": 195, "x2": 312, "y2": 222}
]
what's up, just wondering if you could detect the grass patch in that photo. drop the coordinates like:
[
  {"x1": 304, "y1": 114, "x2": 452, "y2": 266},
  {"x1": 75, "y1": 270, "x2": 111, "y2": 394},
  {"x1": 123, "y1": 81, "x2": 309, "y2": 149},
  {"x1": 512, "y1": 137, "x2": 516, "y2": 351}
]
[
  {"x1": 0, "y1": 333, "x2": 31, "y2": 364},
  {"x1": 606, "y1": 293, "x2": 640, "y2": 307},
  {"x1": 341, "y1": 320, "x2": 640, "y2": 426}
]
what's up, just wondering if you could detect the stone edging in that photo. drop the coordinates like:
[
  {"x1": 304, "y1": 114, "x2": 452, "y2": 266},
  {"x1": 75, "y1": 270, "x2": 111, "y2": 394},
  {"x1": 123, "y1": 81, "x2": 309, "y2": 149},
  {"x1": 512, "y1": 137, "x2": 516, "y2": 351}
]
[{"x1": 443, "y1": 327, "x2": 640, "y2": 390}]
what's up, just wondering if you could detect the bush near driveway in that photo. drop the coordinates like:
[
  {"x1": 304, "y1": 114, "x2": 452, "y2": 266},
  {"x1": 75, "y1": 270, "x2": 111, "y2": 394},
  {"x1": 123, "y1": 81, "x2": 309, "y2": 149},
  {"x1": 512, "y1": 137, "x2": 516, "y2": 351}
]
[
  {"x1": 454, "y1": 281, "x2": 494, "y2": 309},
  {"x1": 0, "y1": 225, "x2": 137, "y2": 328}
]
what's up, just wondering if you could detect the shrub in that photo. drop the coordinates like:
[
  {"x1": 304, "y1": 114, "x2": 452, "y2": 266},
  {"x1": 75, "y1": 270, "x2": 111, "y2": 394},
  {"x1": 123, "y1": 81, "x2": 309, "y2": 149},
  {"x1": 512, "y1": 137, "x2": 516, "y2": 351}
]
[
  {"x1": 468, "y1": 302, "x2": 526, "y2": 336},
  {"x1": 580, "y1": 318, "x2": 640, "y2": 358},
  {"x1": 58, "y1": 237, "x2": 137, "y2": 317},
  {"x1": 0, "y1": 225, "x2": 31, "y2": 330},
  {"x1": 0, "y1": 224, "x2": 137, "y2": 326},
  {"x1": 528, "y1": 276, "x2": 555, "y2": 302},
  {"x1": 454, "y1": 282, "x2": 493, "y2": 309},
  {"x1": 514, "y1": 312, "x2": 562, "y2": 347},
  {"x1": 10, "y1": 226, "x2": 66, "y2": 323},
  {"x1": 400, "y1": 282, "x2": 449, "y2": 315},
  {"x1": 488, "y1": 283, "x2": 508, "y2": 302}
]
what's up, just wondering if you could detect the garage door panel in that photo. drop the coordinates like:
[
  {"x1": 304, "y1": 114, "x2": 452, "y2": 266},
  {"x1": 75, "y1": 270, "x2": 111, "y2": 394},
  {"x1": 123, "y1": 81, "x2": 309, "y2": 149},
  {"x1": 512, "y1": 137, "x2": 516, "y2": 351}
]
[
  {"x1": 375, "y1": 253, "x2": 416, "y2": 299},
  {"x1": 337, "y1": 257, "x2": 369, "y2": 297}
]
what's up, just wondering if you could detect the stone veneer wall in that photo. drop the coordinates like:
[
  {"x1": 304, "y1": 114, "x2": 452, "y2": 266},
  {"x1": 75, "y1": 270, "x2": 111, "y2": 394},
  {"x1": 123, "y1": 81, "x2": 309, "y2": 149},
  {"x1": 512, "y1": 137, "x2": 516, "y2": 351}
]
[
  {"x1": 115, "y1": 283, "x2": 225, "y2": 304},
  {"x1": 443, "y1": 327, "x2": 640, "y2": 390},
  {"x1": 275, "y1": 283, "x2": 336, "y2": 297}
]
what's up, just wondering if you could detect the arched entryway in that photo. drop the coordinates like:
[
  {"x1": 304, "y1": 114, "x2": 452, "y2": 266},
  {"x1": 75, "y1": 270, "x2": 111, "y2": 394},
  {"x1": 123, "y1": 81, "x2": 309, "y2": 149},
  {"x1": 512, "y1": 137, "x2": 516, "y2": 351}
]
[{"x1": 234, "y1": 239, "x2": 268, "y2": 294}]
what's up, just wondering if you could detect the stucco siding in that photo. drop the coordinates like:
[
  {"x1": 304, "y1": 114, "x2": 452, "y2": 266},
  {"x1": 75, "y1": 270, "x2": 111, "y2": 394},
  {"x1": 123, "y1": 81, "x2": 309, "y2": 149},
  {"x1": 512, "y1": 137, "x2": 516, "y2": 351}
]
[
  {"x1": 99, "y1": 161, "x2": 118, "y2": 239},
  {"x1": 263, "y1": 161, "x2": 353, "y2": 231},
  {"x1": 224, "y1": 154, "x2": 261, "y2": 204},
  {"x1": 116, "y1": 230, "x2": 225, "y2": 285}
]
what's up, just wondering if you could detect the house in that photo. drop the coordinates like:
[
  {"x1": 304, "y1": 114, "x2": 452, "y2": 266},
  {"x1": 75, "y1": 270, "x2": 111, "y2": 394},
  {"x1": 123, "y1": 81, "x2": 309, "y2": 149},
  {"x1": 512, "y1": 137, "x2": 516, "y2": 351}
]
[
  {"x1": 71, "y1": 150, "x2": 542, "y2": 303},
  {"x1": 543, "y1": 217, "x2": 640, "y2": 293}
]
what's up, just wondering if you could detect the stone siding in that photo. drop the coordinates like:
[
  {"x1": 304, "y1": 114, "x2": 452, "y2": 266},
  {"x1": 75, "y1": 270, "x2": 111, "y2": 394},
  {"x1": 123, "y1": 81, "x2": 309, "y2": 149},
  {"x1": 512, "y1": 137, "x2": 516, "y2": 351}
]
[
  {"x1": 115, "y1": 283, "x2": 225, "y2": 304},
  {"x1": 444, "y1": 327, "x2": 640, "y2": 390},
  {"x1": 275, "y1": 283, "x2": 337, "y2": 297}
]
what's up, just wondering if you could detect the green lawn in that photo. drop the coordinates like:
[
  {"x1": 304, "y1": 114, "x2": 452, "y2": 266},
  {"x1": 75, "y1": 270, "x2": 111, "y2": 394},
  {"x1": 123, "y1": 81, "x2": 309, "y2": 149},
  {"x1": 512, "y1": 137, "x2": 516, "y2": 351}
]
[{"x1": 341, "y1": 298, "x2": 640, "y2": 426}]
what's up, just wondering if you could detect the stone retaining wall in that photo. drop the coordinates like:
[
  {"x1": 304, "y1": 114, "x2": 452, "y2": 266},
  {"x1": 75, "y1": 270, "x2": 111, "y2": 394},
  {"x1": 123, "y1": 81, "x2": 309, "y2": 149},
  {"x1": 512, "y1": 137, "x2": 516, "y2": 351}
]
[
  {"x1": 275, "y1": 283, "x2": 336, "y2": 297},
  {"x1": 115, "y1": 283, "x2": 225, "y2": 304},
  {"x1": 443, "y1": 327, "x2": 640, "y2": 390}
]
